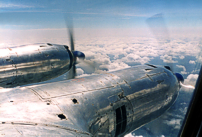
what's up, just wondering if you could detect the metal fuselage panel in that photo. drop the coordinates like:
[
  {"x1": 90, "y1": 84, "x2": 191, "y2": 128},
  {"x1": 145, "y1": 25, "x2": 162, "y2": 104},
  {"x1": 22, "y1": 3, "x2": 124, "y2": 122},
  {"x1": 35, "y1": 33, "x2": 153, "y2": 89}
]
[
  {"x1": 0, "y1": 44, "x2": 72, "y2": 88},
  {"x1": 0, "y1": 65, "x2": 180, "y2": 136}
]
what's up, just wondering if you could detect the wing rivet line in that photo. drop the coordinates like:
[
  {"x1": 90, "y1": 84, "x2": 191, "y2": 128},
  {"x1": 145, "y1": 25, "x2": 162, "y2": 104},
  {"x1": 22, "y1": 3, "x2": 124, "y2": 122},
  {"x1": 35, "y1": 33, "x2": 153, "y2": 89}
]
[{"x1": 0, "y1": 121, "x2": 90, "y2": 135}]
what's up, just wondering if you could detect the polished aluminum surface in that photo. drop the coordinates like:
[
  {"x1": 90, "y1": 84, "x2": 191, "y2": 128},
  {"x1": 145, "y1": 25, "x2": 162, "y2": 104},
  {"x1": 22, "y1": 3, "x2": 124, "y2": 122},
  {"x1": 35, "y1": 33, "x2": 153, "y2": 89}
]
[
  {"x1": 0, "y1": 65, "x2": 180, "y2": 136},
  {"x1": 0, "y1": 43, "x2": 73, "y2": 88}
]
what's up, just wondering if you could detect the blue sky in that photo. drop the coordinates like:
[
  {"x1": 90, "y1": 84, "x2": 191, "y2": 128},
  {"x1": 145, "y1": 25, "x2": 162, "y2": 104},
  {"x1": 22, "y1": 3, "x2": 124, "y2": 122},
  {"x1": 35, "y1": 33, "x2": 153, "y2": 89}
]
[{"x1": 0, "y1": 0, "x2": 202, "y2": 29}]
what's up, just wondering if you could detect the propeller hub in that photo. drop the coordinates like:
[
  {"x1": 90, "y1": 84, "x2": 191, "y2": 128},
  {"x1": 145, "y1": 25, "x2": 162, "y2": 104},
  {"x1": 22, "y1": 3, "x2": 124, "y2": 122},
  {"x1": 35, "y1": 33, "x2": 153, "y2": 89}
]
[
  {"x1": 175, "y1": 73, "x2": 184, "y2": 83},
  {"x1": 73, "y1": 51, "x2": 85, "y2": 60}
]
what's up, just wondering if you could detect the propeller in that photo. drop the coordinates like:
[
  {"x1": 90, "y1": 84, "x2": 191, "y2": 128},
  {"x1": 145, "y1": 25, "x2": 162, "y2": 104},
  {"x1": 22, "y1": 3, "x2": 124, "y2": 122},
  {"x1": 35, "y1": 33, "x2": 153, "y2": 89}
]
[
  {"x1": 65, "y1": 16, "x2": 96, "y2": 78},
  {"x1": 65, "y1": 19, "x2": 76, "y2": 79},
  {"x1": 174, "y1": 72, "x2": 194, "y2": 89},
  {"x1": 180, "y1": 41, "x2": 202, "y2": 89},
  {"x1": 146, "y1": 14, "x2": 196, "y2": 89},
  {"x1": 77, "y1": 60, "x2": 96, "y2": 74},
  {"x1": 193, "y1": 41, "x2": 202, "y2": 73},
  {"x1": 146, "y1": 14, "x2": 174, "y2": 70},
  {"x1": 147, "y1": 14, "x2": 202, "y2": 90}
]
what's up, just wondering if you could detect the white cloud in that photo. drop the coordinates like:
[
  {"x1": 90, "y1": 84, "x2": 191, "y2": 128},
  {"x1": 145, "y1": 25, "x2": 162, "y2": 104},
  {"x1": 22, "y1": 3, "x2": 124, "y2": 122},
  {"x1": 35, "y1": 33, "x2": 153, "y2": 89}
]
[
  {"x1": 176, "y1": 65, "x2": 187, "y2": 74},
  {"x1": 164, "y1": 119, "x2": 181, "y2": 129},
  {"x1": 124, "y1": 133, "x2": 134, "y2": 137},
  {"x1": 189, "y1": 60, "x2": 196, "y2": 64},
  {"x1": 184, "y1": 74, "x2": 198, "y2": 85},
  {"x1": 179, "y1": 55, "x2": 185, "y2": 59},
  {"x1": 160, "y1": 54, "x2": 178, "y2": 63},
  {"x1": 182, "y1": 74, "x2": 199, "y2": 92},
  {"x1": 2, "y1": 28, "x2": 202, "y2": 77},
  {"x1": 0, "y1": 3, "x2": 33, "y2": 8},
  {"x1": 107, "y1": 60, "x2": 130, "y2": 71},
  {"x1": 0, "y1": 28, "x2": 201, "y2": 79},
  {"x1": 76, "y1": 68, "x2": 84, "y2": 76},
  {"x1": 124, "y1": 133, "x2": 143, "y2": 137}
]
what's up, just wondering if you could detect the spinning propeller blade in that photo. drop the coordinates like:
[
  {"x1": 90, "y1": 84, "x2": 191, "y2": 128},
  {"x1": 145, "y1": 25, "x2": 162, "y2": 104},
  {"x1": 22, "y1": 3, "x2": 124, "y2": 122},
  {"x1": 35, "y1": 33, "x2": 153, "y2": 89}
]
[
  {"x1": 65, "y1": 16, "x2": 96, "y2": 78},
  {"x1": 146, "y1": 13, "x2": 174, "y2": 71},
  {"x1": 147, "y1": 14, "x2": 201, "y2": 90}
]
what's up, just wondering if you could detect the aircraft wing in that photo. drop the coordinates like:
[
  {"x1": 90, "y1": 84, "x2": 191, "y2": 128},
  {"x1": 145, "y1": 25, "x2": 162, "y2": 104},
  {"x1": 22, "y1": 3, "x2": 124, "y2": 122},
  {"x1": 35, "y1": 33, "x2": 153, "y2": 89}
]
[
  {"x1": 0, "y1": 87, "x2": 91, "y2": 137},
  {"x1": 0, "y1": 124, "x2": 90, "y2": 136}
]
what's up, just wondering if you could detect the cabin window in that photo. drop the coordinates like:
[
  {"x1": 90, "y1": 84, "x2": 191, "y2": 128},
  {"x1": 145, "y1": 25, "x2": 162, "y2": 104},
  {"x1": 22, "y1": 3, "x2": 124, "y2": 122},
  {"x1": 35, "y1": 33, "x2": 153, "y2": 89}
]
[{"x1": 115, "y1": 105, "x2": 127, "y2": 137}]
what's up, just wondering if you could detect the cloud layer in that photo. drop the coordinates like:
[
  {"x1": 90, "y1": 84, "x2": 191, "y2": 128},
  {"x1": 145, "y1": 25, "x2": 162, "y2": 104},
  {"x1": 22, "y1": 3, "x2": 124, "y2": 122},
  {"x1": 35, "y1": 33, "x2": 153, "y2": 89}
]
[{"x1": 0, "y1": 28, "x2": 201, "y2": 137}]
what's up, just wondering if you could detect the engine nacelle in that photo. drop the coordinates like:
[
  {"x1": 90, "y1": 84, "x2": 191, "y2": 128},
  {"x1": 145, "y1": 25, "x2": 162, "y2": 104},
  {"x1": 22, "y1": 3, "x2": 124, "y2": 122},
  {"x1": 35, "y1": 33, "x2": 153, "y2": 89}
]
[{"x1": 0, "y1": 43, "x2": 74, "y2": 88}]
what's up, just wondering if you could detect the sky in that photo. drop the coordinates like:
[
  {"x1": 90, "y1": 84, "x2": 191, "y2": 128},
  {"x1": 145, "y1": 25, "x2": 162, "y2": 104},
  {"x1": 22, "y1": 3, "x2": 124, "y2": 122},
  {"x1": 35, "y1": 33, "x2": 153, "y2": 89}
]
[
  {"x1": 0, "y1": 0, "x2": 202, "y2": 30},
  {"x1": 0, "y1": 0, "x2": 202, "y2": 137},
  {"x1": 0, "y1": 0, "x2": 201, "y2": 46}
]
